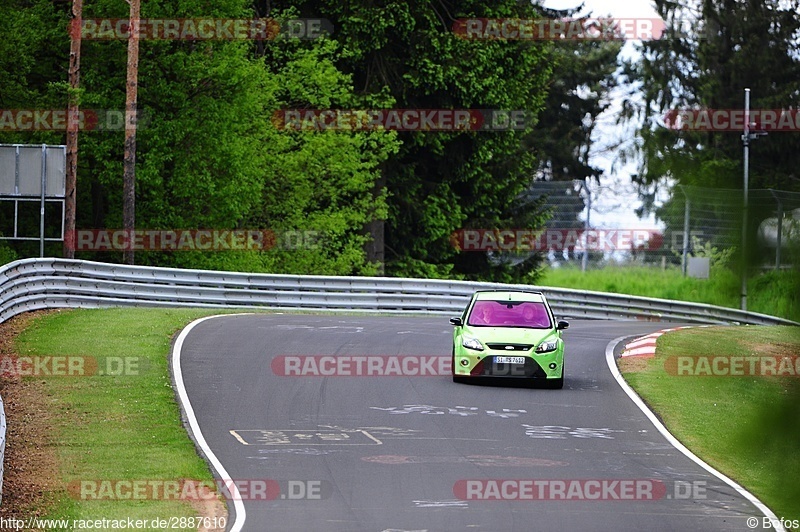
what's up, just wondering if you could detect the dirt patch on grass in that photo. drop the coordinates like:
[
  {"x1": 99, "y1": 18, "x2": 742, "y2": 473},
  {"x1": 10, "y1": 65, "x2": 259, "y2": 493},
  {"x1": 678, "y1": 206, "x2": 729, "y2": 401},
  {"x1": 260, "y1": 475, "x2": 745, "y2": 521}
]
[
  {"x1": 618, "y1": 356, "x2": 650, "y2": 373},
  {"x1": 740, "y1": 341, "x2": 800, "y2": 358},
  {"x1": 0, "y1": 311, "x2": 62, "y2": 525},
  {"x1": 189, "y1": 497, "x2": 229, "y2": 532}
]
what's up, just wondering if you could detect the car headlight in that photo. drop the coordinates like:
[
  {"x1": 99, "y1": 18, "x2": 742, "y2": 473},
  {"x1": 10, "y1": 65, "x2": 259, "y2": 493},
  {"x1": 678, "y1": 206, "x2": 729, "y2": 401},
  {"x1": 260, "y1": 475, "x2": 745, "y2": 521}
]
[
  {"x1": 462, "y1": 336, "x2": 484, "y2": 351},
  {"x1": 535, "y1": 339, "x2": 558, "y2": 353}
]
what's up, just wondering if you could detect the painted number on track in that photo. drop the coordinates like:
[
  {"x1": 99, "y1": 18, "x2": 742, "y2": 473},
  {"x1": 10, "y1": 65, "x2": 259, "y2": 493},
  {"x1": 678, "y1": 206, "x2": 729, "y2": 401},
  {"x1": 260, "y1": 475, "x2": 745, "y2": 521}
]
[
  {"x1": 522, "y1": 425, "x2": 624, "y2": 439},
  {"x1": 371, "y1": 405, "x2": 527, "y2": 418},
  {"x1": 230, "y1": 429, "x2": 382, "y2": 445}
]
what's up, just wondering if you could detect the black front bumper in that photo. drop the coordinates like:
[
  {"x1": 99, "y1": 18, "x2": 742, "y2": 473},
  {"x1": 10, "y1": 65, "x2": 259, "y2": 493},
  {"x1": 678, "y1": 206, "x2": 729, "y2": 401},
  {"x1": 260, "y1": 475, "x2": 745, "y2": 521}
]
[{"x1": 470, "y1": 355, "x2": 548, "y2": 378}]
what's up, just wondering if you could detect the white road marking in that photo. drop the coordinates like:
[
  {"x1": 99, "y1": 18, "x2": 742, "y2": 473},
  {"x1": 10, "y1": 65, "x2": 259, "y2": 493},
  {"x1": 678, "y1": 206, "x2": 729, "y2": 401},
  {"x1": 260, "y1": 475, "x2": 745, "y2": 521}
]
[
  {"x1": 229, "y1": 429, "x2": 382, "y2": 445},
  {"x1": 229, "y1": 430, "x2": 249, "y2": 445},
  {"x1": 606, "y1": 334, "x2": 785, "y2": 532},
  {"x1": 522, "y1": 425, "x2": 624, "y2": 439},
  {"x1": 413, "y1": 500, "x2": 468, "y2": 508},
  {"x1": 173, "y1": 313, "x2": 253, "y2": 532}
]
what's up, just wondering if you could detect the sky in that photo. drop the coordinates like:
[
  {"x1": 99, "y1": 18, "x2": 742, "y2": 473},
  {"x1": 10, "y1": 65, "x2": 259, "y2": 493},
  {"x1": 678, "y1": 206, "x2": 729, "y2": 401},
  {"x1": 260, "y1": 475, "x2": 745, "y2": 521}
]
[
  {"x1": 543, "y1": 0, "x2": 661, "y2": 19},
  {"x1": 541, "y1": 0, "x2": 667, "y2": 232}
]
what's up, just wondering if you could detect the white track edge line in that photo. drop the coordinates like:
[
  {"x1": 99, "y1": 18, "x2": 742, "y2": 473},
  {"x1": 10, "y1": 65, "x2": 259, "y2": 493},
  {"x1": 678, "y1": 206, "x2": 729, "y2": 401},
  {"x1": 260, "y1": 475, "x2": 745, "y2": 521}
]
[
  {"x1": 173, "y1": 313, "x2": 254, "y2": 532},
  {"x1": 605, "y1": 335, "x2": 784, "y2": 532}
]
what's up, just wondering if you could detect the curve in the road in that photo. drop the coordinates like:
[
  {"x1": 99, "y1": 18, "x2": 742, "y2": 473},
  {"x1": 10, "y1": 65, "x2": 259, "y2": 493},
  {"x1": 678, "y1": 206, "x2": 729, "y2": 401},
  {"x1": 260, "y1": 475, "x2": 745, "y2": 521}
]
[
  {"x1": 172, "y1": 314, "x2": 249, "y2": 532},
  {"x1": 604, "y1": 335, "x2": 783, "y2": 532},
  {"x1": 172, "y1": 313, "x2": 781, "y2": 532}
]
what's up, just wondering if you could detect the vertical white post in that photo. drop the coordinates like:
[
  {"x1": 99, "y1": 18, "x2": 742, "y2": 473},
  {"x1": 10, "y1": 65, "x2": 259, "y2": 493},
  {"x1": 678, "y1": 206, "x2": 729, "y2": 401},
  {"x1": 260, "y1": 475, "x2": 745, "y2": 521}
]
[
  {"x1": 741, "y1": 88, "x2": 750, "y2": 311},
  {"x1": 582, "y1": 181, "x2": 590, "y2": 273},
  {"x1": 40, "y1": 144, "x2": 47, "y2": 257},
  {"x1": 682, "y1": 196, "x2": 690, "y2": 276}
]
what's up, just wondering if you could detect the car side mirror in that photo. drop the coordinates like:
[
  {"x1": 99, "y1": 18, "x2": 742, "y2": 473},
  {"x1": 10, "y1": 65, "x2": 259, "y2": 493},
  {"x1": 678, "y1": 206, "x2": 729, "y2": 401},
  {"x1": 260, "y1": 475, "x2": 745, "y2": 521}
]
[
  {"x1": 450, "y1": 317, "x2": 463, "y2": 326},
  {"x1": 556, "y1": 320, "x2": 569, "y2": 330}
]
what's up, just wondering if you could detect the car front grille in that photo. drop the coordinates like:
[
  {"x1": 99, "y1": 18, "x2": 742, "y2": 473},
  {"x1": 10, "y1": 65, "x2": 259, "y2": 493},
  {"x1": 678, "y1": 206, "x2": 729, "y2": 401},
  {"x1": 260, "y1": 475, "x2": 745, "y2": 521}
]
[{"x1": 486, "y1": 343, "x2": 534, "y2": 351}]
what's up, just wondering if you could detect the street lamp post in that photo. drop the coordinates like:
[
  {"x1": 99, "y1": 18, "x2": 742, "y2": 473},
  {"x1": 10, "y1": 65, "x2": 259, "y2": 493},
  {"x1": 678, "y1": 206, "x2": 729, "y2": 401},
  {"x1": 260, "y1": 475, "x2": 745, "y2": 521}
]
[
  {"x1": 740, "y1": 88, "x2": 767, "y2": 310},
  {"x1": 741, "y1": 89, "x2": 750, "y2": 311}
]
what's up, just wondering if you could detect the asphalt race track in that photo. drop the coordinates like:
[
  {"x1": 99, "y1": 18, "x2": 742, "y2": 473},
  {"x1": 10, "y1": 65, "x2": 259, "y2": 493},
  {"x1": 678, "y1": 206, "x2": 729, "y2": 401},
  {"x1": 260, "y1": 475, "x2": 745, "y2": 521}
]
[{"x1": 174, "y1": 314, "x2": 775, "y2": 532}]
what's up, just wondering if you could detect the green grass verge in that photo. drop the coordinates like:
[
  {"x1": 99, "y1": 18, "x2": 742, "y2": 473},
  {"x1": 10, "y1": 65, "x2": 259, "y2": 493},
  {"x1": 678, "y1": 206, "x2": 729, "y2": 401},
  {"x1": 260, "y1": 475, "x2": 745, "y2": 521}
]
[
  {"x1": 538, "y1": 265, "x2": 800, "y2": 322},
  {"x1": 11, "y1": 308, "x2": 244, "y2": 531},
  {"x1": 621, "y1": 325, "x2": 800, "y2": 520}
]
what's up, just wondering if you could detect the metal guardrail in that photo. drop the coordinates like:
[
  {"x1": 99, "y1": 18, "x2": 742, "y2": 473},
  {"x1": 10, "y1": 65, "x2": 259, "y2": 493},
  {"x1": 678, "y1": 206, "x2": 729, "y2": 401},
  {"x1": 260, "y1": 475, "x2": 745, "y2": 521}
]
[
  {"x1": 0, "y1": 258, "x2": 796, "y2": 326},
  {"x1": 0, "y1": 257, "x2": 796, "y2": 504}
]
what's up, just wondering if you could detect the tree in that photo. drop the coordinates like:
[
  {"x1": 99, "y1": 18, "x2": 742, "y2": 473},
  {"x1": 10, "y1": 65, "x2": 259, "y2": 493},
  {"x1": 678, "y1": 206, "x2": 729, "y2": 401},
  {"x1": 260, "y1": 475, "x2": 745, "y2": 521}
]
[
  {"x1": 122, "y1": 0, "x2": 140, "y2": 265},
  {"x1": 623, "y1": 0, "x2": 800, "y2": 198},
  {"x1": 621, "y1": 0, "x2": 800, "y2": 271},
  {"x1": 523, "y1": 6, "x2": 623, "y2": 265},
  {"x1": 264, "y1": 0, "x2": 556, "y2": 281},
  {"x1": 527, "y1": 7, "x2": 622, "y2": 185},
  {"x1": 64, "y1": 0, "x2": 83, "y2": 260}
]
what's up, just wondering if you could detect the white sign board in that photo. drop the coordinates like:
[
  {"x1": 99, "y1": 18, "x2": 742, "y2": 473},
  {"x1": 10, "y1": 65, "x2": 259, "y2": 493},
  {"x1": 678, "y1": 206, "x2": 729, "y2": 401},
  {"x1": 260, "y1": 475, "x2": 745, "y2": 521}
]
[
  {"x1": 0, "y1": 144, "x2": 66, "y2": 197},
  {"x1": 687, "y1": 257, "x2": 710, "y2": 279}
]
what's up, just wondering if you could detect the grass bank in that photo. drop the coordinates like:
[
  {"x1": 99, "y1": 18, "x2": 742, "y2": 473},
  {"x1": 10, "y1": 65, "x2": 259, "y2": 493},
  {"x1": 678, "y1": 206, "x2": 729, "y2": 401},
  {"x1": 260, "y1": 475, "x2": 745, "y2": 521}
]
[
  {"x1": 538, "y1": 265, "x2": 800, "y2": 322},
  {"x1": 2, "y1": 308, "x2": 236, "y2": 531},
  {"x1": 620, "y1": 325, "x2": 800, "y2": 521}
]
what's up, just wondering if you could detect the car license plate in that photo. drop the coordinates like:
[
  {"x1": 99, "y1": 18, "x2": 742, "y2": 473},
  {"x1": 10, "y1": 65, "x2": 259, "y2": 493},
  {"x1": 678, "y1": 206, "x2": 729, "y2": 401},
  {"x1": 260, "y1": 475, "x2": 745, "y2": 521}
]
[{"x1": 495, "y1": 356, "x2": 525, "y2": 364}]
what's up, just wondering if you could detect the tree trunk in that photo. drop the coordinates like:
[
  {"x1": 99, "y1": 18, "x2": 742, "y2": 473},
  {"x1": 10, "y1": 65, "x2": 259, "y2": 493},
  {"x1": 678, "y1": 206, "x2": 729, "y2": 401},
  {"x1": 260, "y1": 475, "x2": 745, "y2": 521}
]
[
  {"x1": 123, "y1": 0, "x2": 140, "y2": 265},
  {"x1": 64, "y1": 0, "x2": 83, "y2": 258},
  {"x1": 365, "y1": 171, "x2": 386, "y2": 273}
]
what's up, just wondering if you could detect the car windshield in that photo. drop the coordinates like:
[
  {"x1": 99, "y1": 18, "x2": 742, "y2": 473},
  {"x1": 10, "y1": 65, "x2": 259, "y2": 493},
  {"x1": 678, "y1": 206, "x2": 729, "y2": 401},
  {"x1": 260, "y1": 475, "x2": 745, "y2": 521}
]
[{"x1": 466, "y1": 300, "x2": 552, "y2": 328}]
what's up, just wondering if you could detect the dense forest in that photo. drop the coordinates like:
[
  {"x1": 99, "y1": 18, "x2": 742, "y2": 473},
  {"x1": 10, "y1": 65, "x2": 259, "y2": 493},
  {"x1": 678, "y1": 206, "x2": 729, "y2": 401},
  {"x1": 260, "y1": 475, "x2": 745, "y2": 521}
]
[{"x1": 0, "y1": 0, "x2": 797, "y2": 279}]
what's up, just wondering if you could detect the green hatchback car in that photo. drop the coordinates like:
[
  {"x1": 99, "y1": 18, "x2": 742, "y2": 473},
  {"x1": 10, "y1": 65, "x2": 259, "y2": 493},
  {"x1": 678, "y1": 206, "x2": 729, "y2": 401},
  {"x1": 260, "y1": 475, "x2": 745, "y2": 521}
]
[{"x1": 450, "y1": 290, "x2": 569, "y2": 388}]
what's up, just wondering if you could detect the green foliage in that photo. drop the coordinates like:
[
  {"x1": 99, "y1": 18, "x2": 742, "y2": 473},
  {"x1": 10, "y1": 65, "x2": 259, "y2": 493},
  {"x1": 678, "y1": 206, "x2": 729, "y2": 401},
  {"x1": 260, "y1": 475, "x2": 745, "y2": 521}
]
[
  {"x1": 2, "y1": 0, "x2": 621, "y2": 280},
  {"x1": 623, "y1": 0, "x2": 800, "y2": 196},
  {"x1": 671, "y1": 235, "x2": 736, "y2": 270},
  {"x1": 0, "y1": 240, "x2": 18, "y2": 266},
  {"x1": 280, "y1": 0, "x2": 556, "y2": 281},
  {"x1": 528, "y1": 10, "x2": 622, "y2": 183},
  {"x1": 3, "y1": 0, "x2": 400, "y2": 275},
  {"x1": 620, "y1": 0, "x2": 800, "y2": 278}
]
